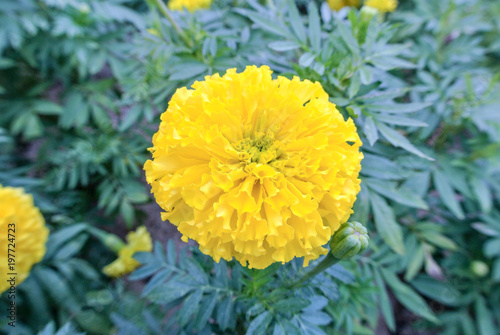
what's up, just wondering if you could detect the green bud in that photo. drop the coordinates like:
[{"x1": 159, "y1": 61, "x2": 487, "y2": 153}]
[
  {"x1": 79, "y1": 3, "x2": 91, "y2": 14},
  {"x1": 470, "y1": 260, "x2": 489, "y2": 277},
  {"x1": 88, "y1": 227, "x2": 126, "y2": 254},
  {"x1": 360, "y1": 6, "x2": 380, "y2": 23},
  {"x1": 330, "y1": 221, "x2": 369, "y2": 260}
]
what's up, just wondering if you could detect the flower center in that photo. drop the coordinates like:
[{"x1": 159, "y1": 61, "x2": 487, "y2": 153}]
[{"x1": 234, "y1": 131, "x2": 284, "y2": 165}]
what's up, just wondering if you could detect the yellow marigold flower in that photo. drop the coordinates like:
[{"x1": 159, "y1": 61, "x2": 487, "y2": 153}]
[
  {"x1": 144, "y1": 66, "x2": 363, "y2": 269},
  {"x1": 327, "y1": 0, "x2": 361, "y2": 11},
  {"x1": 364, "y1": 0, "x2": 397, "y2": 13},
  {"x1": 168, "y1": 0, "x2": 212, "y2": 12},
  {"x1": 102, "y1": 226, "x2": 153, "y2": 278},
  {"x1": 0, "y1": 186, "x2": 48, "y2": 293}
]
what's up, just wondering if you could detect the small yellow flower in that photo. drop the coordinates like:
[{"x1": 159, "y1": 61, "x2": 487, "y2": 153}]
[
  {"x1": 0, "y1": 186, "x2": 48, "y2": 293},
  {"x1": 145, "y1": 66, "x2": 363, "y2": 269},
  {"x1": 364, "y1": 0, "x2": 398, "y2": 13},
  {"x1": 102, "y1": 227, "x2": 153, "y2": 278},
  {"x1": 327, "y1": 0, "x2": 361, "y2": 11},
  {"x1": 168, "y1": 0, "x2": 212, "y2": 12}
]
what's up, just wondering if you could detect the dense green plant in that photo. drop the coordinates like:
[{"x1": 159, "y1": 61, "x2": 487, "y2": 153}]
[{"x1": 1, "y1": 0, "x2": 499, "y2": 334}]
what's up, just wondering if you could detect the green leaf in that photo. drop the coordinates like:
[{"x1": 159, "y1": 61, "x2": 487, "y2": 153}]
[
  {"x1": 235, "y1": 9, "x2": 291, "y2": 38},
  {"x1": 419, "y1": 231, "x2": 457, "y2": 251},
  {"x1": 308, "y1": 2, "x2": 321, "y2": 53},
  {"x1": 484, "y1": 238, "x2": 500, "y2": 257},
  {"x1": 470, "y1": 176, "x2": 492, "y2": 213},
  {"x1": 23, "y1": 114, "x2": 44, "y2": 139},
  {"x1": 405, "y1": 244, "x2": 425, "y2": 281},
  {"x1": 365, "y1": 102, "x2": 432, "y2": 114},
  {"x1": 0, "y1": 58, "x2": 15, "y2": 69},
  {"x1": 34, "y1": 101, "x2": 63, "y2": 115},
  {"x1": 287, "y1": 0, "x2": 306, "y2": 43},
  {"x1": 195, "y1": 292, "x2": 218, "y2": 330},
  {"x1": 475, "y1": 296, "x2": 496, "y2": 335},
  {"x1": 376, "y1": 121, "x2": 433, "y2": 160},
  {"x1": 337, "y1": 20, "x2": 359, "y2": 54},
  {"x1": 170, "y1": 63, "x2": 208, "y2": 81},
  {"x1": 411, "y1": 276, "x2": 461, "y2": 307},
  {"x1": 373, "y1": 267, "x2": 395, "y2": 331},
  {"x1": 268, "y1": 41, "x2": 301, "y2": 51},
  {"x1": 348, "y1": 73, "x2": 361, "y2": 99},
  {"x1": 367, "y1": 179, "x2": 428, "y2": 210},
  {"x1": 247, "y1": 312, "x2": 273, "y2": 335},
  {"x1": 370, "y1": 56, "x2": 416, "y2": 70},
  {"x1": 216, "y1": 295, "x2": 234, "y2": 331},
  {"x1": 370, "y1": 192, "x2": 405, "y2": 255},
  {"x1": 375, "y1": 114, "x2": 428, "y2": 127},
  {"x1": 299, "y1": 52, "x2": 315, "y2": 67},
  {"x1": 273, "y1": 298, "x2": 310, "y2": 313},
  {"x1": 178, "y1": 290, "x2": 203, "y2": 326},
  {"x1": 381, "y1": 269, "x2": 439, "y2": 324},
  {"x1": 433, "y1": 170, "x2": 465, "y2": 219}
]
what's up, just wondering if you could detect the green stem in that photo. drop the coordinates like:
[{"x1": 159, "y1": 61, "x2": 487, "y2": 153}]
[
  {"x1": 289, "y1": 253, "x2": 340, "y2": 289},
  {"x1": 150, "y1": 0, "x2": 193, "y2": 48}
]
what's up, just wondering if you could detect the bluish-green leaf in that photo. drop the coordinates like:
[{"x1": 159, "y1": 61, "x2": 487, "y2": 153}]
[{"x1": 370, "y1": 192, "x2": 405, "y2": 255}]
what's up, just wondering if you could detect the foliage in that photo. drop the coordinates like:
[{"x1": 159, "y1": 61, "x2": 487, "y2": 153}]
[{"x1": 0, "y1": 0, "x2": 499, "y2": 334}]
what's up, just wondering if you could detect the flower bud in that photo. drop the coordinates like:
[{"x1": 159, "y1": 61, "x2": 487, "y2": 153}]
[
  {"x1": 471, "y1": 260, "x2": 489, "y2": 277},
  {"x1": 330, "y1": 221, "x2": 369, "y2": 259},
  {"x1": 360, "y1": 5, "x2": 379, "y2": 23},
  {"x1": 78, "y1": 3, "x2": 91, "y2": 14},
  {"x1": 88, "y1": 227, "x2": 126, "y2": 253}
]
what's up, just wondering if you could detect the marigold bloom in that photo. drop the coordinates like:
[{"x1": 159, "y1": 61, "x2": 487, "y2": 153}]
[
  {"x1": 103, "y1": 226, "x2": 153, "y2": 277},
  {"x1": 364, "y1": 0, "x2": 397, "y2": 13},
  {"x1": 0, "y1": 186, "x2": 48, "y2": 293},
  {"x1": 144, "y1": 66, "x2": 363, "y2": 269},
  {"x1": 168, "y1": 0, "x2": 212, "y2": 12},
  {"x1": 327, "y1": 0, "x2": 361, "y2": 11}
]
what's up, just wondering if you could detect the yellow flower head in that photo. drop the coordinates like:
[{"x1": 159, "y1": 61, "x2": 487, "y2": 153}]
[
  {"x1": 144, "y1": 66, "x2": 363, "y2": 269},
  {"x1": 103, "y1": 226, "x2": 153, "y2": 278},
  {"x1": 0, "y1": 186, "x2": 48, "y2": 293},
  {"x1": 168, "y1": 0, "x2": 212, "y2": 12},
  {"x1": 327, "y1": 0, "x2": 361, "y2": 11},
  {"x1": 364, "y1": 0, "x2": 398, "y2": 13}
]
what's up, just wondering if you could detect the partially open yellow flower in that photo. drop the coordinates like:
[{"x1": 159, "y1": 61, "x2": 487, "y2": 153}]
[
  {"x1": 168, "y1": 0, "x2": 212, "y2": 12},
  {"x1": 145, "y1": 66, "x2": 363, "y2": 269},
  {"x1": 0, "y1": 186, "x2": 48, "y2": 293},
  {"x1": 327, "y1": 0, "x2": 361, "y2": 11},
  {"x1": 103, "y1": 226, "x2": 153, "y2": 277},
  {"x1": 364, "y1": 0, "x2": 398, "y2": 13}
]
